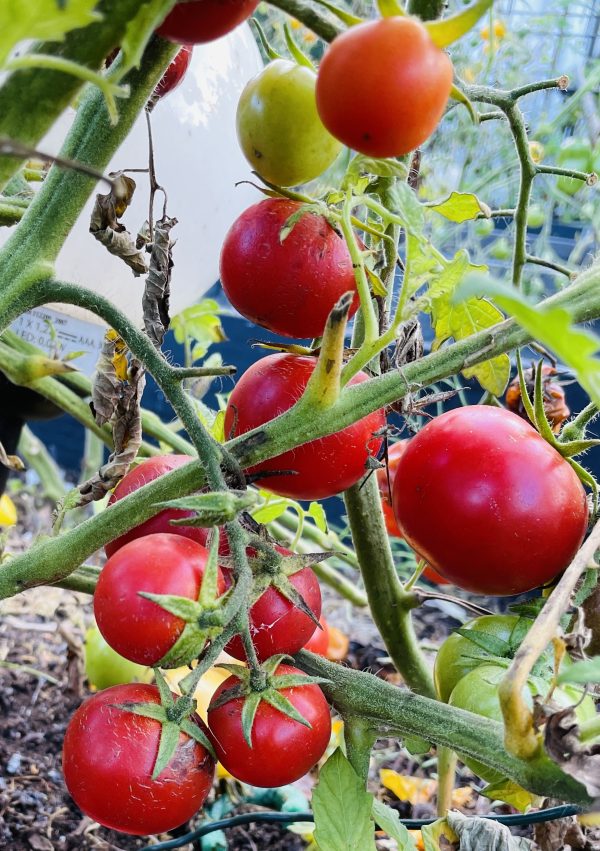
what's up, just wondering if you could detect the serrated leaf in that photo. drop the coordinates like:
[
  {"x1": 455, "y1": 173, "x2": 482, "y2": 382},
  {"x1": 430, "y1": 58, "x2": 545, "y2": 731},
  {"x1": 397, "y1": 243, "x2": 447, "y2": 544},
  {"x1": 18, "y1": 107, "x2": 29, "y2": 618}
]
[
  {"x1": 387, "y1": 182, "x2": 425, "y2": 235},
  {"x1": 402, "y1": 235, "x2": 444, "y2": 307},
  {"x1": 308, "y1": 501, "x2": 328, "y2": 533},
  {"x1": 425, "y1": 0, "x2": 493, "y2": 48},
  {"x1": 117, "y1": 0, "x2": 176, "y2": 78},
  {"x1": 457, "y1": 275, "x2": 600, "y2": 405},
  {"x1": 557, "y1": 657, "x2": 600, "y2": 685},
  {"x1": 313, "y1": 749, "x2": 377, "y2": 851},
  {"x1": 152, "y1": 720, "x2": 181, "y2": 779},
  {"x1": 427, "y1": 191, "x2": 490, "y2": 223},
  {"x1": 420, "y1": 818, "x2": 458, "y2": 851},
  {"x1": 456, "y1": 628, "x2": 512, "y2": 657},
  {"x1": 0, "y1": 0, "x2": 101, "y2": 67},
  {"x1": 481, "y1": 778, "x2": 540, "y2": 812},
  {"x1": 372, "y1": 799, "x2": 416, "y2": 849}
]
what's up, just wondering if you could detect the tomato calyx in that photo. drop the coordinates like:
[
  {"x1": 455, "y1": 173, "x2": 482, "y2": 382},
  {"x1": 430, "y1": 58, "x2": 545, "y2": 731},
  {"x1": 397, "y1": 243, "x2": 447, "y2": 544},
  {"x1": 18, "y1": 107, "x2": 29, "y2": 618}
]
[
  {"x1": 155, "y1": 491, "x2": 258, "y2": 529},
  {"x1": 112, "y1": 669, "x2": 215, "y2": 779},
  {"x1": 211, "y1": 654, "x2": 330, "y2": 747}
]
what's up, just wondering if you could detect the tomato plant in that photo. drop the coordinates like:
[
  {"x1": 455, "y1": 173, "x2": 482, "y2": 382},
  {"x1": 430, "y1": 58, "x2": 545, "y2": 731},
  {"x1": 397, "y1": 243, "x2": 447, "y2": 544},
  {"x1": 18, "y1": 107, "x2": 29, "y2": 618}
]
[
  {"x1": 220, "y1": 198, "x2": 359, "y2": 339},
  {"x1": 157, "y1": 0, "x2": 259, "y2": 44},
  {"x1": 105, "y1": 455, "x2": 204, "y2": 557},
  {"x1": 62, "y1": 683, "x2": 214, "y2": 835},
  {"x1": 236, "y1": 59, "x2": 342, "y2": 187},
  {"x1": 207, "y1": 663, "x2": 331, "y2": 786},
  {"x1": 316, "y1": 17, "x2": 453, "y2": 157},
  {"x1": 95, "y1": 533, "x2": 225, "y2": 666},
  {"x1": 225, "y1": 353, "x2": 385, "y2": 499},
  {"x1": 392, "y1": 406, "x2": 588, "y2": 595}
]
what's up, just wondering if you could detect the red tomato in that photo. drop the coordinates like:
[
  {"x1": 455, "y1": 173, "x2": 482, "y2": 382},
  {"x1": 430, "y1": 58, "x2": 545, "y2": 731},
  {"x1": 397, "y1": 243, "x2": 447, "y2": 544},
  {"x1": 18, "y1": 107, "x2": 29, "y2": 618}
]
[
  {"x1": 95, "y1": 534, "x2": 224, "y2": 666},
  {"x1": 376, "y1": 441, "x2": 408, "y2": 537},
  {"x1": 225, "y1": 561, "x2": 322, "y2": 661},
  {"x1": 220, "y1": 198, "x2": 359, "y2": 339},
  {"x1": 224, "y1": 354, "x2": 386, "y2": 500},
  {"x1": 207, "y1": 663, "x2": 331, "y2": 786},
  {"x1": 157, "y1": 0, "x2": 259, "y2": 44},
  {"x1": 316, "y1": 17, "x2": 453, "y2": 157},
  {"x1": 63, "y1": 683, "x2": 214, "y2": 835},
  {"x1": 153, "y1": 44, "x2": 193, "y2": 100},
  {"x1": 105, "y1": 455, "x2": 203, "y2": 557},
  {"x1": 392, "y1": 407, "x2": 589, "y2": 596},
  {"x1": 304, "y1": 616, "x2": 330, "y2": 656}
]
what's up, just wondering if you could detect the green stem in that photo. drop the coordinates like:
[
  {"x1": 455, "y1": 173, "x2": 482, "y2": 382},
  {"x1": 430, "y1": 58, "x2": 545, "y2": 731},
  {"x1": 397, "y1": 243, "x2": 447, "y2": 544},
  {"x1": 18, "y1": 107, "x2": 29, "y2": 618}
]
[
  {"x1": 343, "y1": 715, "x2": 376, "y2": 785},
  {"x1": 436, "y1": 747, "x2": 457, "y2": 816},
  {"x1": 0, "y1": 199, "x2": 26, "y2": 226},
  {"x1": 265, "y1": 0, "x2": 343, "y2": 41},
  {"x1": 344, "y1": 477, "x2": 435, "y2": 699},
  {"x1": 526, "y1": 255, "x2": 574, "y2": 279},
  {"x1": 18, "y1": 425, "x2": 66, "y2": 504},
  {"x1": 52, "y1": 563, "x2": 101, "y2": 594}
]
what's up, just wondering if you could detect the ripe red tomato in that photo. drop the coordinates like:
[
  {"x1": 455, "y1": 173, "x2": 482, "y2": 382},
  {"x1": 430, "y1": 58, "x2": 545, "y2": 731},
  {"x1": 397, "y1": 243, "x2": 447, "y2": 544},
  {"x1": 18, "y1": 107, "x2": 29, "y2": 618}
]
[
  {"x1": 304, "y1": 615, "x2": 330, "y2": 656},
  {"x1": 105, "y1": 455, "x2": 203, "y2": 557},
  {"x1": 220, "y1": 198, "x2": 359, "y2": 339},
  {"x1": 316, "y1": 17, "x2": 453, "y2": 157},
  {"x1": 153, "y1": 44, "x2": 193, "y2": 100},
  {"x1": 95, "y1": 534, "x2": 224, "y2": 666},
  {"x1": 225, "y1": 560, "x2": 322, "y2": 661},
  {"x1": 207, "y1": 663, "x2": 331, "y2": 786},
  {"x1": 376, "y1": 441, "x2": 408, "y2": 537},
  {"x1": 63, "y1": 683, "x2": 214, "y2": 835},
  {"x1": 224, "y1": 354, "x2": 386, "y2": 500},
  {"x1": 392, "y1": 406, "x2": 589, "y2": 596},
  {"x1": 157, "y1": 0, "x2": 259, "y2": 44}
]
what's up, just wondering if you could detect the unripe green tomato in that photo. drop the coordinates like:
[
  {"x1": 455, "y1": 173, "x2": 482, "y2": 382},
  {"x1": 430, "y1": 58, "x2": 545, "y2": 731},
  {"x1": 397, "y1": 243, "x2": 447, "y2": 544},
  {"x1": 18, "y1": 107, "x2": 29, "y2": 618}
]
[
  {"x1": 448, "y1": 663, "x2": 596, "y2": 784},
  {"x1": 527, "y1": 204, "x2": 546, "y2": 229},
  {"x1": 474, "y1": 218, "x2": 494, "y2": 237},
  {"x1": 236, "y1": 59, "x2": 342, "y2": 187},
  {"x1": 556, "y1": 138, "x2": 592, "y2": 196},
  {"x1": 85, "y1": 625, "x2": 153, "y2": 691},
  {"x1": 489, "y1": 236, "x2": 511, "y2": 260}
]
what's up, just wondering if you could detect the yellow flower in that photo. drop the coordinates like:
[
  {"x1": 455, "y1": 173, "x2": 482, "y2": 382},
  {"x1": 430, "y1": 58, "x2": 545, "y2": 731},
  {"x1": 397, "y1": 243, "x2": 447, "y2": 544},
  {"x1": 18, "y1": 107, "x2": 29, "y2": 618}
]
[{"x1": 0, "y1": 494, "x2": 17, "y2": 527}]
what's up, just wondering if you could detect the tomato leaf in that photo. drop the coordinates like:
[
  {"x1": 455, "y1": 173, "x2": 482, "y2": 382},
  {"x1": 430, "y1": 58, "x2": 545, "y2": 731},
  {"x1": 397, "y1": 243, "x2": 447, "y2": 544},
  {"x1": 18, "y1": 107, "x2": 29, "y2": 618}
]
[
  {"x1": 425, "y1": 0, "x2": 494, "y2": 49},
  {"x1": 420, "y1": 818, "x2": 458, "y2": 851},
  {"x1": 0, "y1": 0, "x2": 101, "y2": 67},
  {"x1": 387, "y1": 182, "x2": 425, "y2": 235},
  {"x1": 372, "y1": 799, "x2": 417, "y2": 849},
  {"x1": 427, "y1": 191, "x2": 490, "y2": 223},
  {"x1": 457, "y1": 275, "x2": 600, "y2": 405},
  {"x1": 313, "y1": 749, "x2": 377, "y2": 851},
  {"x1": 557, "y1": 658, "x2": 600, "y2": 686},
  {"x1": 447, "y1": 810, "x2": 534, "y2": 850},
  {"x1": 348, "y1": 155, "x2": 408, "y2": 180},
  {"x1": 481, "y1": 778, "x2": 541, "y2": 813},
  {"x1": 308, "y1": 501, "x2": 328, "y2": 533}
]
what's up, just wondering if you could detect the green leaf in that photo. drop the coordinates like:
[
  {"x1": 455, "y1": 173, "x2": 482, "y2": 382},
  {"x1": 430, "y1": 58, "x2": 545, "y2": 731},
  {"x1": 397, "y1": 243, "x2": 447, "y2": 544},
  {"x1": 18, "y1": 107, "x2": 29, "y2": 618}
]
[
  {"x1": 372, "y1": 799, "x2": 417, "y2": 849},
  {"x1": 481, "y1": 778, "x2": 541, "y2": 813},
  {"x1": 427, "y1": 191, "x2": 490, "y2": 223},
  {"x1": 387, "y1": 182, "x2": 425, "y2": 236},
  {"x1": 170, "y1": 299, "x2": 227, "y2": 359},
  {"x1": 402, "y1": 235, "x2": 444, "y2": 307},
  {"x1": 457, "y1": 275, "x2": 600, "y2": 405},
  {"x1": 117, "y1": 0, "x2": 176, "y2": 78},
  {"x1": 348, "y1": 155, "x2": 408, "y2": 180},
  {"x1": 557, "y1": 657, "x2": 600, "y2": 686},
  {"x1": 152, "y1": 720, "x2": 180, "y2": 779},
  {"x1": 252, "y1": 500, "x2": 290, "y2": 524},
  {"x1": 312, "y1": 749, "x2": 377, "y2": 851},
  {"x1": 404, "y1": 736, "x2": 431, "y2": 755},
  {"x1": 308, "y1": 501, "x2": 328, "y2": 533},
  {"x1": 0, "y1": 0, "x2": 101, "y2": 67},
  {"x1": 425, "y1": 0, "x2": 493, "y2": 48}
]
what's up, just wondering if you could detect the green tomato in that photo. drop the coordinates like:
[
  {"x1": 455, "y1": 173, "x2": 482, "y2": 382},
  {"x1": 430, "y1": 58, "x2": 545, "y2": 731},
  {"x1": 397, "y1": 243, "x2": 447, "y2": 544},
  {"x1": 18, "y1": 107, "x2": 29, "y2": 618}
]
[
  {"x1": 489, "y1": 236, "x2": 511, "y2": 261},
  {"x1": 474, "y1": 218, "x2": 494, "y2": 237},
  {"x1": 434, "y1": 615, "x2": 529, "y2": 702},
  {"x1": 556, "y1": 138, "x2": 592, "y2": 196},
  {"x1": 85, "y1": 624, "x2": 153, "y2": 691},
  {"x1": 236, "y1": 59, "x2": 342, "y2": 187},
  {"x1": 526, "y1": 204, "x2": 545, "y2": 229},
  {"x1": 449, "y1": 664, "x2": 596, "y2": 783}
]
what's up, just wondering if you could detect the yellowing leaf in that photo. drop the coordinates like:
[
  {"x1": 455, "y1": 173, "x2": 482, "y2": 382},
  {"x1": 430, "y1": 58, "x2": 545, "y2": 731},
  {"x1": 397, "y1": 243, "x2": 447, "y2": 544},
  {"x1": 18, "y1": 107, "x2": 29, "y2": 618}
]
[
  {"x1": 380, "y1": 770, "x2": 436, "y2": 805},
  {"x1": 427, "y1": 192, "x2": 491, "y2": 223},
  {"x1": 0, "y1": 494, "x2": 17, "y2": 527},
  {"x1": 481, "y1": 779, "x2": 541, "y2": 813},
  {"x1": 409, "y1": 831, "x2": 426, "y2": 851},
  {"x1": 421, "y1": 818, "x2": 458, "y2": 851}
]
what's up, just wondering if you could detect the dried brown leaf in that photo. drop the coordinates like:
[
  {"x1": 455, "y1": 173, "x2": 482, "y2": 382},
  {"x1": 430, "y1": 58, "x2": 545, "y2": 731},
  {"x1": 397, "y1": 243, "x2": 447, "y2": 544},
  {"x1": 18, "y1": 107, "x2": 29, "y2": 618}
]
[
  {"x1": 91, "y1": 330, "x2": 125, "y2": 426},
  {"x1": 0, "y1": 441, "x2": 25, "y2": 471},
  {"x1": 446, "y1": 811, "x2": 533, "y2": 850},
  {"x1": 143, "y1": 215, "x2": 177, "y2": 348},
  {"x1": 545, "y1": 706, "x2": 600, "y2": 798},
  {"x1": 89, "y1": 172, "x2": 148, "y2": 276}
]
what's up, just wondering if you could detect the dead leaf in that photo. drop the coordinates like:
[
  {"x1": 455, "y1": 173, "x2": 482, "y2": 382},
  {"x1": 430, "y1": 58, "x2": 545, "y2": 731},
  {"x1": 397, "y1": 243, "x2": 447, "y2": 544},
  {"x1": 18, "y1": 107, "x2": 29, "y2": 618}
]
[
  {"x1": 92, "y1": 330, "x2": 126, "y2": 426},
  {"x1": 544, "y1": 706, "x2": 600, "y2": 798},
  {"x1": 0, "y1": 441, "x2": 25, "y2": 471},
  {"x1": 142, "y1": 214, "x2": 177, "y2": 348},
  {"x1": 446, "y1": 811, "x2": 533, "y2": 850},
  {"x1": 89, "y1": 172, "x2": 148, "y2": 276}
]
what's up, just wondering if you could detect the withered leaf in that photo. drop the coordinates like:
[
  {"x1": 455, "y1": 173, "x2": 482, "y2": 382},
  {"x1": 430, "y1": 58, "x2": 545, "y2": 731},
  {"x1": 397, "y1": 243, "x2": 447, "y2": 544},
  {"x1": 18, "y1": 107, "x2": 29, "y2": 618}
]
[
  {"x1": 446, "y1": 811, "x2": 533, "y2": 850},
  {"x1": 545, "y1": 706, "x2": 600, "y2": 798},
  {"x1": 143, "y1": 215, "x2": 177, "y2": 348},
  {"x1": 89, "y1": 172, "x2": 148, "y2": 276},
  {"x1": 0, "y1": 441, "x2": 25, "y2": 471},
  {"x1": 92, "y1": 330, "x2": 127, "y2": 426}
]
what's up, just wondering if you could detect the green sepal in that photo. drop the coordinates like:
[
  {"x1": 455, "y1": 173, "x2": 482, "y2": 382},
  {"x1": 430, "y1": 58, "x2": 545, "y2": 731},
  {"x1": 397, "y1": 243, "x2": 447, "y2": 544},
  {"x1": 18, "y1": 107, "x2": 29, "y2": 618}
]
[
  {"x1": 201, "y1": 528, "x2": 224, "y2": 608},
  {"x1": 559, "y1": 438, "x2": 600, "y2": 458},
  {"x1": 283, "y1": 23, "x2": 315, "y2": 71},
  {"x1": 156, "y1": 622, "x2": 217, "y2": 669},
  {"x1": 515, "y1": 350, "x2": 538, "y2": 430},
  {"x1": 311, "y1": 0, "x2": 362, "y2": 26},
  {"x1": 216, "y1": 662, "x2": 251, "y2": 680},
  {"x1": 138, "y1": 591, "x2": 202, "y2": 621},
  {"x1": 273, "y1": 575, "x2": 320, "y2": 628},
  {"x1": 154, "y1": 667, "x2": 175, "y2": 707},
  {"x1": 262, "y1": 654, "x2": 293, "y2": 677},
  {"x1": 241, "y1": 691, "x2": 262, "y2": 747},
  {"x1": 156, "y1": 490, "x2": 257, "y2": 526},
  {"x1": 112, "y1": 701, "x2": 167, "y2": 723},
  {"x1": 152, "y1": 720, "x2": 181, "y2": 780},
  {"x1": 261, "y1": 688, "x2": 312, "y2": 729},
  {"x1": 180, "y1": 717, "x2": 216, "y2": 759},
  {"x1": 376, "y1": 0, "x2": 406, "y2": 17},
  {"x1": 533, "y1": 360, "x2": 560, "y2": 446},
  {"x1": 208, "y1": 682, "x2": 247, "y2": 712},
  {"x1": 425, "y1": 0, "x2": 493, "y2": 48},
  {"x1": 449, "y1": 84, "x2": 479, "y2": 126},
  {"x1": 250, "y1": 17, "x2": 282, "y2": 61}
]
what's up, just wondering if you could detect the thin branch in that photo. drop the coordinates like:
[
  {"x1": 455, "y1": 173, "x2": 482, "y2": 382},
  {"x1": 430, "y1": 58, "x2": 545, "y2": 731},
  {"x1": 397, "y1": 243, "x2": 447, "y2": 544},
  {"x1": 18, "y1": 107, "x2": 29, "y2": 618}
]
[
  {"x1": 0, "y1": 138, "x2": 117, "y2": 189},
  {"x1": 172, "y1": 365, "x2": 237, "y2": 379},
  {"x1": 511, "y1": 76, "x2": 569, "y2": 100},
  {"x1": 526, "y1": 254, "x2": 575, "y2": 279}
]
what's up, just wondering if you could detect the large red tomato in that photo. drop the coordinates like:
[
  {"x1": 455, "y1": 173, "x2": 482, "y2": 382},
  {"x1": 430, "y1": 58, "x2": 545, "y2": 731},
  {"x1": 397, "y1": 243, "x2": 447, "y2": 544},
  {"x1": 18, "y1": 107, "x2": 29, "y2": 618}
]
[
  {"x1": 105, "y1": 455, "x2": 202, "y2": 557},
  {"x1": 207, "y1": 664, "x2": 331, "y2": 786},
  {"x1": 63, "y1": 684, "x2": 214, "y2": 835},
  {"x1": 220, "y1": 199, "x2": 359, "y2": 339},
  {"x1": 316, "y1": 17, "x2": 453, "y2": 157},
  {"x1": 224, "y1": 354, "x2": 386, "y2": 500},
  {"x1": 376, "y1": 441, "x2": 408, "y2": 537},
  {"x1": 392, "y1": 406, "x2": 589, "y2": 595},
  {"x1": 95, "y1": 534, "x2": 225, "y2": 666},
  {"x1": 157, "y1": 0, "x2": 259, "y2": 44}
]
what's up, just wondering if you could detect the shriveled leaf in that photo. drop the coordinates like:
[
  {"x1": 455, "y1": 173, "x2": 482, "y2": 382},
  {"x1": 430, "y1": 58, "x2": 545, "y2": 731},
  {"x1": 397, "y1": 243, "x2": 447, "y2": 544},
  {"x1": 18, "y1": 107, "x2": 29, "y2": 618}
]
[
  {"x1": 118, "y1": 0, "x2": 176, "y2": 78},
  {"x1": 458, "y1": 275, "x2": 600, "y2": 405},
  {"x1": 425, "y1": 0, "x2": 494, "y2": 48},
  {"x1": 0, "y1": 441, "x2": 24, "y2": 471},
  {"x1": 372, "y1": 799, "x2": 416, "y2": 849},
  {"x1": 481, "y1": 779, "x2": 541, "y2": 812},
  {"x1": 92, "y1": 330, "x2": 125, "y2": 424},
  {"x1": 544, "y1": 707, "x2": 600, "y2": 797},
  {"x1": 557, "y1": 657, "x2": 600, "y2": 686},
  {"x1": 312, "y1": 749, "x2": 377, "y2": 851},
  {"x1": 446, "y1": 810, "x2": 534, "y2": 850},
  {"x1": 143, "y1": 215, "x2": 177, "y2": 348},
  {"x1": 427, "y1": 191, "x2": 490, "y2": 223},
  {"x1": 0, "y1": 0, "x2": 101, "y2": 67},
  {"x1": 89, "y1": 173, "x2": 148, "y2": 276}
]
